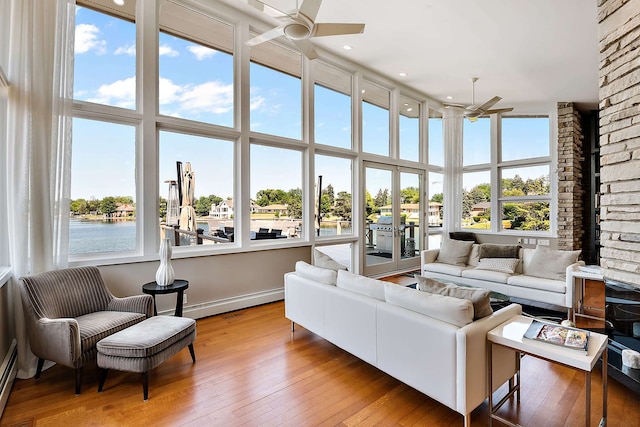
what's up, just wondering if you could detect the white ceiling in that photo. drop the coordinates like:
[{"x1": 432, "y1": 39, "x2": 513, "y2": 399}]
[{"x1": 219, "y1": 0, "x2": 600, "y2": 115}]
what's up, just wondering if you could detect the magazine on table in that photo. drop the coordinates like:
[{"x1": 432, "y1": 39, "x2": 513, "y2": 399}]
[{"x1": 523, "y1": 320, "x2": 590, "y2": 352}]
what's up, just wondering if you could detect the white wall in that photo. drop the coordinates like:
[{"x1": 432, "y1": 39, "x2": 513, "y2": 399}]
[{"x1": 98, "y1": 246, "x2": 311, "y2": 318}]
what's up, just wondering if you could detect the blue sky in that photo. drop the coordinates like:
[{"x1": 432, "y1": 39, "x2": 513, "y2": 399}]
[{"x1": 72, "y1": 5, "x2": 549, "y2": 203}]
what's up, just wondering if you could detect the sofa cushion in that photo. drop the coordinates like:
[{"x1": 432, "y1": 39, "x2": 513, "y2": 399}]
[
  {"x1": 507, "y1": 274, "x2": 566, "y2": 294},
  {"x1": 384, "y1": 283, "x2": 474, "y2": 327},
  {"x1": 475, "y1": 258, "x2": 519, "y2": 274},
  {"x1": 479, "y1": 244, "x2": 520, "y2": 259},
  {"x1": 423, "y1": 262, "x2": 468, "y2": 277},
  {"x1": 415, "y1": 276, "x2": 493, "y2": 319},
  {"x1": 436, "y1": 239, "x2": 474, "y2": 266},
  {"x1": 314, "y1": 249, "x2": 348, "y2": 271},
  {"x1": 295, "y1": 261, "x2": 337, "y2": 285},
  {"x1": 467, "y1": 244, "x2": 480, "y2": 267},
  {"x1": 461, "y1": 268, "x2": 511, "y2": 284},
  {"x1": 336, "y1": 270, "x2": 386, "y2": 301},
  {"x1": 526, "y1": 246, "x2": 580, "y2": 281},
  {"x1": 449, "y1": 231, "x2": 477, "y2": 242}
]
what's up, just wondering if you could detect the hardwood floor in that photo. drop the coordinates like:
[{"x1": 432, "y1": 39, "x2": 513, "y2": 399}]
[{"x1": 3, "y1": 297, "x2": 639, "y2": 426}]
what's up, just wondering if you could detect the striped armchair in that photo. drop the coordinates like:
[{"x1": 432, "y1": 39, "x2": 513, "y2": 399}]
[{"x1": 19, "y1": 266, "x2": 153, "y2": 394}]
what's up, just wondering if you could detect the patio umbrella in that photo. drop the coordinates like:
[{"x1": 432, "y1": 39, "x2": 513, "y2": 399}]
[{"x1": 179, "y1": 162, "x2": 197, "y2": 231}]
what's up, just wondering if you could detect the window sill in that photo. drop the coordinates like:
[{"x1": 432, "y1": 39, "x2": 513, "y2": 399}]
[{"x1": 0, "y1": 267, "x2": 12, "y2": 289}]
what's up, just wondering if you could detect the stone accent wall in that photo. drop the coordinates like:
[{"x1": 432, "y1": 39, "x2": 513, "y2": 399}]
[
  {"x1": 598, "y1": 0, "x2": 640, "y2": 285},
  {"x1": 557, "y1": 102, "x2": 584, "y2": 251}
]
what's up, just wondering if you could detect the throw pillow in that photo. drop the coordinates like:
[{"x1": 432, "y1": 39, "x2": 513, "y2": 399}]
[
  {"x1": 526, "y1": 246, "x2": 581, "y2": 281},
  {"x1": 414, "y1": 275, "x2": 493, "y2": 319},
  {"x1": 475, "y1": 258, "x2": 520, "y2": 274},
  {"x1": 449, "y1": 231, "x2": 478, "y2": 243},
  {"x1": 436, "y1": 239, "x2": 474, "y2": 266},
  {"x1": 384, "y1": 282, "x2": 474, "y2": 327},
  {"x1": 336, "y1": 270, "x2": 386, "y2": 301},
  {"x1": 295, "y1": 261, "x2": 337, "y2": 285},
  {"x1": 314, "y1": 249, "x2": 348, "y2": 271},
  {"x1": 478, "y1": 244, "x2": 520, "y2": 259}
]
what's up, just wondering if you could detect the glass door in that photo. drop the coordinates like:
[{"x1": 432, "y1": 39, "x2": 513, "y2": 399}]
[{"x1": 364, "y1": 162, "x2": 424, "y2": 276}]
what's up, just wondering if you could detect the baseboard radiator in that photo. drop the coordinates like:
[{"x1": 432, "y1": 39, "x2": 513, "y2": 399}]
[{"x1": 0, "y1": 339, "x2": 17, "y2": 418}]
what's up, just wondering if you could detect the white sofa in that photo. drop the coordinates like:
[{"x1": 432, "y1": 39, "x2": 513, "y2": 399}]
[
  {"x1": 284, "y1": 262, "x2": 523, "y2": 427},
  {"x1": 421, "y1": 243, "x2": 584, "y2": 313}
]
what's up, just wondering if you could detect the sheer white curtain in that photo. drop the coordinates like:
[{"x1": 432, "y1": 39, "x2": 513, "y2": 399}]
[
  {"x1": 442, "y1": 107, "x2": 463, "y2": 238},
  {"x1": 4, "y1": 0, "x2": 74, "y2": 379}
]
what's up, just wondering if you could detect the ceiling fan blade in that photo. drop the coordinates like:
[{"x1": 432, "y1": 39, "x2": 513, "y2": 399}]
[
  {"x1": 245, "y1": 0, "x2": 293, "y2": 19},
  {"x1": 475, "y1": 96, "x2": 502, "y2": 113},
  {"x1": 443, "y1": 102, "x2": 466, "y2": 108},
  {"x1": 293, "y1": 39, "x2": 319, "y2": 59},
  {"x1": 313, "y1": 23, "x2": 365, "y2": 37},
  {"x1": 485, "y1": 107, "x2": 514, "y2": 114},
  {"x1": 246, "y1": 0, "x2": 264, "y2": 12},
  {"x1": 298, "y1": 0, "x2": 322, "y2": 21},
  {"x1": 246, "y1": 26, "x2": 285, "y2": 46}
]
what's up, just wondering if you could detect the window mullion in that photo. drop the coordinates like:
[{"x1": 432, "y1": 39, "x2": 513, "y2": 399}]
[{"x1": 138, "y1": 0, "x2": 160, "y2": 257}]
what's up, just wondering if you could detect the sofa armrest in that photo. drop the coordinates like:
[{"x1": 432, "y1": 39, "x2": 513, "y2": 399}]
[
  {"x1": 455, "y1": 303, "x2": 523, "y2": 415},
  {"x1": 30, "y1": 317, "x2": 81, "y2": 366},
  {"x1": 108, "y1": 294, "x2": 154, "y2": 318},
  {"x1": 420, "y1": 249, "x2": 440, "y2": 268}
]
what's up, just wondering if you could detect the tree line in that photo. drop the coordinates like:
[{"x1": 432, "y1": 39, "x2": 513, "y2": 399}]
[{"x1": 460, "y1": 174, "x2": 550, "y2": 230}]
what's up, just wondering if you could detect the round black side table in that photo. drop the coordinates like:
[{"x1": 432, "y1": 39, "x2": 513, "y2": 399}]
[{"x1": 142, "y1": 279, "x2": 189, "y2": 317}]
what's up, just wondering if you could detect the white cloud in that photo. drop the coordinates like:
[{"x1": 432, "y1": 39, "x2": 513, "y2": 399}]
[
  {"x1": 179, "y1": 81, "x2": 233, "y2": 114},
  {"x1": 159, "y1": 44, "x2": 179, "y2": 57},
  {"x1": 159, "y1": 77, "x2": 183, "y2": 105},
  {"x1": 75, "y1": 24, "x2": 106, "y2": 54},
  {"x1": 87, "y1": 77, "x2": 136, "y2": 109},
  {"x1": 158, "y1": 78, "x2": 233, "y2": 116},
  {"x1": 114, "y1": 44, "x2": 136, "y2": 56},
  {"x1": 187, "y1": 45, "x2": 216, "y2": 60},
  {"x1": 250, "y1": 96, "x2": 266, "y2": 111}
]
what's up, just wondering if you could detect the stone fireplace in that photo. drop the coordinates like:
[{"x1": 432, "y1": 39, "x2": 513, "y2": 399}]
[
  {"x1": 599, "y1": 0, "x2": 640, "y2": 392},
  {"x1": 598, "y1": 1, "x2": 640, "y2": 287}
]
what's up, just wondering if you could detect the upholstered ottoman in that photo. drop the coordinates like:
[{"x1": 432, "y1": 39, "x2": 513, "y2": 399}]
[{"x1": 96, "y1": 316, "x2": 196, "y2": 400}]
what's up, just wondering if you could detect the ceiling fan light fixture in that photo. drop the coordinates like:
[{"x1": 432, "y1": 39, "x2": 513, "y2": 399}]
[{"x1": 284, "y1": 22, "x2": 312, "y2": 40}]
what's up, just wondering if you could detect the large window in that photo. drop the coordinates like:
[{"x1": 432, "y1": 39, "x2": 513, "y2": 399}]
[
  {"x1": 399, "y1": 95, "x2": 420, "y2": 162},
  {"x1": 428, "y1": 111, "x2": 444, "y2": 167},
  {"x1": 314, "y1": 155, "x2": 353, "y2": 236},
  {"x1": 362, "y1": 80, "x2": 390, "y2": 156},
  {"x1": 314, "y1": 62, "x2": 351, "y2": 149},
  {"x1": 158, "y1": 3, "x2": 234, "y2": 127},
  {"x1": 74, "y1": 5, "x2": 136, "y2": 109},
  {"x1": 159, "y1": 132, "x2": 235, "y2": 246},
  {"x1": 70, "y1": 119, "x2": 136, "y2": 255},
  {"x1": 249, "y1": 39, "x2": 302, "y2": 140},
  {"x1": 251, "y1": 145, "x2": 303, "y2": 240},
  {"x1": 502, "y1": 117, "x2": 550, "y2": 161},
  {"x1": 461, "y1": 116, "x2": 551, "y2": 233},
  {"x1": 463, "y1": 118, "x2": 490, "y2": 166}
]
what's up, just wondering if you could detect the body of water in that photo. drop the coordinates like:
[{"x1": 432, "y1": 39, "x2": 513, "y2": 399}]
[{"x1": 69, "y1": 219, "x2": 354, "y2": 255}]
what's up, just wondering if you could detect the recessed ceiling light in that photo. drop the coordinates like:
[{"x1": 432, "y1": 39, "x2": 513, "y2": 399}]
[
  {"x1": 446, "y1": 96, "x2": 453, "y2": 100},
  {"x1": 361, "y1": 89, "x2": 366, "y2": 94},
  {"x1": 399, "y1": 72, "x2": 408, "y2": 77},
  {"x1": 407, "y1": 108, "x2": 413, "y2": 112},
  {"x1": 403, "y1": 103, "x2": 409, "y2": 106},
  {"x1": 343, "y1": 45, "x2": 353, "y2": 50},
  {"x1": 113, "y1": 0, "x2": 124, "y2": 5}
]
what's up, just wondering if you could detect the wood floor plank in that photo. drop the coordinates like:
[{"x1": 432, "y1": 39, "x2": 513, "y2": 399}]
[{"x1": 3, "y1": 300, "x2": 640, "y2": 427}]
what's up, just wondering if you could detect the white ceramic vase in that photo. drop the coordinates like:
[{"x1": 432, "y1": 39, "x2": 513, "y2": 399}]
[{"x1": 155, "y1": 238, "x2": 175, "y2": 286}]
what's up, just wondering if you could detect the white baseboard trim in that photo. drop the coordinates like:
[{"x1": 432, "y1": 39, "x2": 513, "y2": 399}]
[
  {"x1": 0, "y1": 339, "x2": 17, "y2": 418},
  {"x1": 158, "y1": 287, "x2": 284, "y2": 319}
]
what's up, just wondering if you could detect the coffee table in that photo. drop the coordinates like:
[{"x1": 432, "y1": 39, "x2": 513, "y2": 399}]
[{"x1": 487, "y1": 315, "x2": 608, "y2": 427}]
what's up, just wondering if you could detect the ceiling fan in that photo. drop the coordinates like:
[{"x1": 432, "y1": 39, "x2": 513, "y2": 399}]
[
  {"x1": 245, "y1": 0, "x2": 365, "y2": 60},
  {"x1": 445, "y1": 77, "x2": 513, "y2": 122}
]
